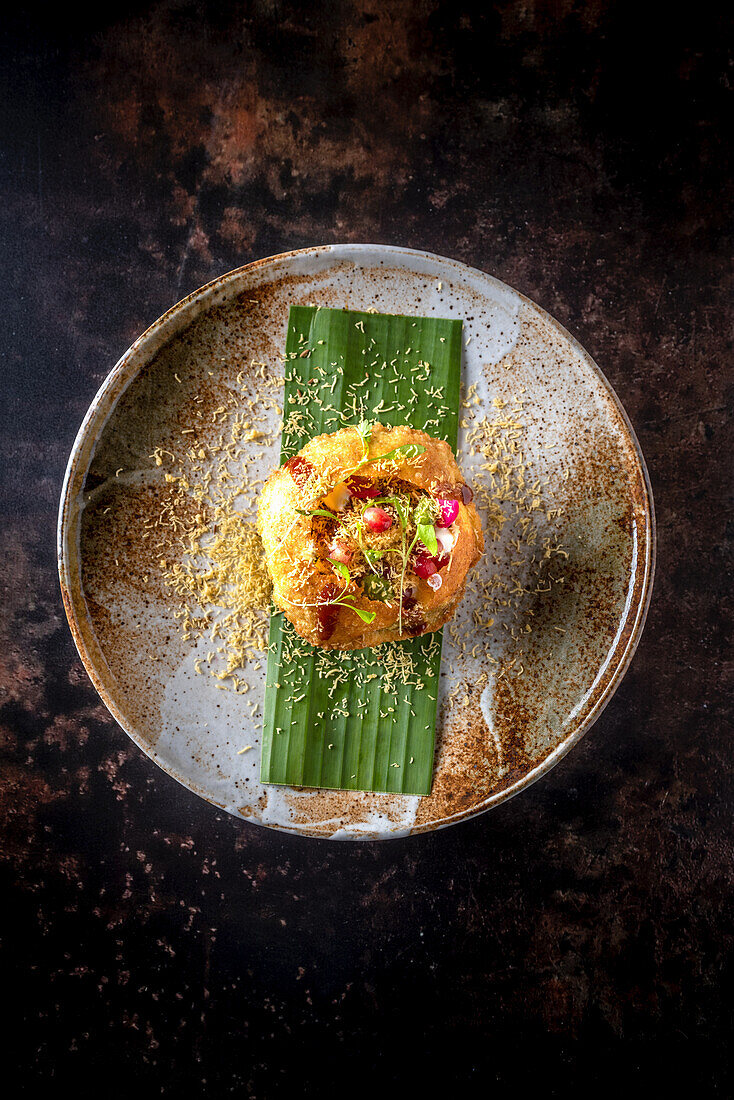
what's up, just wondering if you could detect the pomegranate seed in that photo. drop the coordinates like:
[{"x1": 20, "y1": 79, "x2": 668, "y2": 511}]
[
  {"x1": 413, "y1": 551, "x2": 438, "y2": 578},
  {"x1": 363, "y1": 506, "x2": 393, "y2": 533},
  {"x1": 413, "y1": 550, "x2": 449, "y2": 578},
  {"x1": 328, "y1": 540, "x2": 352, "y2": 565}
]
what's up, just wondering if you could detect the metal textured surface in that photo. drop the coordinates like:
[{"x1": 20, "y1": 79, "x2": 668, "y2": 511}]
[
  {"x1": 2, "y1": 2, "x2": 732, "y2": 1094},
  {"x1": 58, "y1": 245, "x2": 654, "y2": 838}
]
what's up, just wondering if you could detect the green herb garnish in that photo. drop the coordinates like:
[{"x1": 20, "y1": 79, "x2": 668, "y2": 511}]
[
  {"x1": 297, "y1": 507, "x2": 339, "y2": 520},
  {"x1": 347, "y1": 428, "x2": 424, "y2": 477},
  {"x1": 372, "y1": 443, "x2": 426, "y2": 465},
  {"x1": 413, "y1": 496, "x2": 439, "y2": 556},
  {"x1": 363, "y1": 573, "x2": 393, "y2": 602},
  {"x1": 329, "y1": 562, "x2": 376, "y2": 624}
]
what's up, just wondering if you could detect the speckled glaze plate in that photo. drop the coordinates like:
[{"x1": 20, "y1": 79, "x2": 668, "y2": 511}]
[{"x1": 58, "y1": 245, "x2": 654, "y2": 839}]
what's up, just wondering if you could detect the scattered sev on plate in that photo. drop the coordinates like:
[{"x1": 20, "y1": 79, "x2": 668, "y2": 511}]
[{"x1": 152, "y1": 305, "x2": 568, "y2": 798}]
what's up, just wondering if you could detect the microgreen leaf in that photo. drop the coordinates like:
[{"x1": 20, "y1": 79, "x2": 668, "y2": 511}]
[
  {"x1": 413, "y1": 497, "x2": 439, "y2": 526},
  {"x1": 328, "y1": 562, "x2": 378, "y2": 624},
  {"x1": 339, "y1": 602, "x2": 377, "y2": 625},
  {"x1": 297, "y1": 508, "x2": 338, "y2": 520},
  {"x1": 357, "y1": 419, "x2": 373, "y2": 445},
  {"x1": 372, "y1": 443, "x2": 426, "y2": 464},
  {"x1": 332, "y1": 561, "x2": 350, "y2": 583},
  {"x1": 417, "y1": 523, "x2": 438, "y2": 557},
  {"x1": 362, "y1": 547, "x2": 385, "y2": 570},
  {"x1": 352, "y1": 419, "x2": 373, "y2": 469}
]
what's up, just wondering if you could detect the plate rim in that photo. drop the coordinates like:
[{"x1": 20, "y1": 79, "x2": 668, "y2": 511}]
[{"x1": 57, "y1": 243, "x2": 656, "y2": 839}]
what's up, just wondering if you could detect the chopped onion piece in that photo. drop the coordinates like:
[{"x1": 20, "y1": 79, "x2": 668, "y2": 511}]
[
  {"x1": 437, "y1": 498, "x2": 459, "y2": 526},
  {"x1": 363, "y1": 506, "x2": 393, "y2": 533},
  {"x1": 328, "y1": 540, "x2": 352, "y2": 565},
  {"x1": 426, "y1": 573, "x2": 443, "y2": 591},
  {"x1": 435, "y1": 526, "x2": 457, "y2": 554}
]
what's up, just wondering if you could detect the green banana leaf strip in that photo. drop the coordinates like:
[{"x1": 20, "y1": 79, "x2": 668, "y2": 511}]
[{"x1": 261, "y1": 305, "x2": 462, "y2": 795}]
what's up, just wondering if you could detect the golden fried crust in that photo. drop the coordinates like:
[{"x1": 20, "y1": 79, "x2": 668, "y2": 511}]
[
  {"x1": 257, "y1": 424, "x2": 484, "y2": 650},
  {"x1": 299, "y1": 423, "x2": 464, "y2": 496}
]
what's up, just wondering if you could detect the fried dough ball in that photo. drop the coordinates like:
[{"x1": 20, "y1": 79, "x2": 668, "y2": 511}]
[{"x1": 257, "y1": 424, "x2": 483, "y2": 650}]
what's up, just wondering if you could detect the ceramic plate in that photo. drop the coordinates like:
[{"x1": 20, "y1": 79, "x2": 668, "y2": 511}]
[{"x1": 58, "y1": 245, "x2": 654, "y2": 839}]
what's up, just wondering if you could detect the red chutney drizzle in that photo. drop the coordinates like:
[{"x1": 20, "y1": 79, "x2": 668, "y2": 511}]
[
  {"x1": 404, "y1": 613, "x2": 427, "y2": 636},
  {"x1": 433, "y1": 481, "x2": 473, "y2": 504},
  {"x1": 316, "y1": 581, "x2": 340, "y2": 642},
  {"x1": 284, "y1": 455, "x2": 314, "y2": 489}
]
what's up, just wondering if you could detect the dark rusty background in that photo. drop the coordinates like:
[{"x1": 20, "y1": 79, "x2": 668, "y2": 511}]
[{"x1": 2, "y1": 2, "x2": 732, "y2": 1095}]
